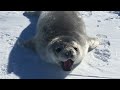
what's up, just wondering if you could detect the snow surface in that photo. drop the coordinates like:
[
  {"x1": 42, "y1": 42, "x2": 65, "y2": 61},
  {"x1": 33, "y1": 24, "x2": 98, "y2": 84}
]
[{"x1": 0, "y1": 11, "x2": 120, "y2": 79}]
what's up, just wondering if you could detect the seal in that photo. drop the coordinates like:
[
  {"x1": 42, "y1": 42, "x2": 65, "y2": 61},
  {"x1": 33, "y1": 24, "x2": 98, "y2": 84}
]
[{"x1": 23, "y1": 11, "x2": 99, "y2": 71}]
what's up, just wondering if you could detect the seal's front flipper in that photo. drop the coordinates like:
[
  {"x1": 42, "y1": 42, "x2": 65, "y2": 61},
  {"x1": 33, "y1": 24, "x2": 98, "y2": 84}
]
[
  {"x1": 88, "y1": 37, "x2": 100, "y2": 52},
  {"x1": 18, "y1": 39, "x2": 36, "y2": 51}
]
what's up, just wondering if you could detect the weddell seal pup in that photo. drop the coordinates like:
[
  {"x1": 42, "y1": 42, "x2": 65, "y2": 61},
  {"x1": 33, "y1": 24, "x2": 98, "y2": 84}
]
[{"x1": 23, "y1": 11, "x2": 99, "y2": 71}]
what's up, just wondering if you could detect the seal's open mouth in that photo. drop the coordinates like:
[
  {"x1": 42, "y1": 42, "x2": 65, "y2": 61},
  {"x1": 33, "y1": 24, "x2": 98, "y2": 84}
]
[{"x1": 61, "y1": 59, "x2": 74, "y2": 71}]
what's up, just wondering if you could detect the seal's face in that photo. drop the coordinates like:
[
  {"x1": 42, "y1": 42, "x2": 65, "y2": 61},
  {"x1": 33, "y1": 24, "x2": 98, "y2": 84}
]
[{"x1": 48, "y1": 37, "x2": 82, "y2": 71}]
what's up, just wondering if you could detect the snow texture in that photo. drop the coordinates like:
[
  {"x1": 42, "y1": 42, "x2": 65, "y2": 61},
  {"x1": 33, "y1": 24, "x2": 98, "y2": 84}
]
[{"x1": 0, "y1": 11, "x2": 120, "y2": 79}]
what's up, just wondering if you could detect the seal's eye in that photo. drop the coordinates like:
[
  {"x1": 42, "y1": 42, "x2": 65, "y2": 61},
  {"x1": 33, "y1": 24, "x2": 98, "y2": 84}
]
[
  {"x1": 55, "y1": 47, "x2": 62, "y2": 53},
  {"x1": 74, "y1": 47, "x2": 78, "y2": 52}
]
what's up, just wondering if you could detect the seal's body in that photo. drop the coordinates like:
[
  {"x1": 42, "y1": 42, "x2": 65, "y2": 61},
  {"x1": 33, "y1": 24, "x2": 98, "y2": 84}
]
[{"x1": 24, "y1": 11, "x2": 99, "y2": 71}]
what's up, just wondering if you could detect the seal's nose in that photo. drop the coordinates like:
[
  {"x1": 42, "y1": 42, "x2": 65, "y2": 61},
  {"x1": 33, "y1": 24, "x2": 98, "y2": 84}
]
[{"x1": 64, "y1": 49, "x2": 74, "y2": 58}]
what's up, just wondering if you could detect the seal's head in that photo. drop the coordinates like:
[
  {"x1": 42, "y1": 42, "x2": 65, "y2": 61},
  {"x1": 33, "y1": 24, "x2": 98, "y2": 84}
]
[{"x1": 48, "y1": 36, "x2": 83, "y2": 71}]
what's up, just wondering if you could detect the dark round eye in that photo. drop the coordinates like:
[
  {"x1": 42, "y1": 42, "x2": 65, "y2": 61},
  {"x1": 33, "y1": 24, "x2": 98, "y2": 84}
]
[
  {"x1": 74, "y1": 47, "x2": 78, "y2": 51},
  {"x1": 55, "y1": 47, "x2": 62, "y2": 53}
]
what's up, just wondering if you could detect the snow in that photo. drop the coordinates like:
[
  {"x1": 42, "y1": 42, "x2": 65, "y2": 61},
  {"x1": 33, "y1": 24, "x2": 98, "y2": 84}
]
[{"x1": 0, "y1": 11, "x2": 120, "y2": 79}]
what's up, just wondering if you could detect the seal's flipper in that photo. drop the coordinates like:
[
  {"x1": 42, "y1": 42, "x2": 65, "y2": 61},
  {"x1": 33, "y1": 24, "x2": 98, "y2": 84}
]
[
  {"x1": 23, "y1": 39, "x2": 36, "y2": 52},
  {"x1": 88, "y1": 37, "x2": 100, "y2": 52}
]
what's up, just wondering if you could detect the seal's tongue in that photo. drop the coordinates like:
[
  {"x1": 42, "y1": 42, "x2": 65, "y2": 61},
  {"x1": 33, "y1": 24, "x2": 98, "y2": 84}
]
[{"x1": 61, "y1": 59, "x2": 74, "y2": 71}]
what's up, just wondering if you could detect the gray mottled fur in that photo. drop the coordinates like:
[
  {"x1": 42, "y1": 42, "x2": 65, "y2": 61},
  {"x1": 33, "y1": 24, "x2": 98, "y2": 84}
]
[{"x1": 23, "y1": 11, "x2": 99, "y2": 66}]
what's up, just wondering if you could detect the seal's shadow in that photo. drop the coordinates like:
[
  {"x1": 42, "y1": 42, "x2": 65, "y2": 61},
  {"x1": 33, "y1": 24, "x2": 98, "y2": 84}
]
[{"x1": 7, "y1": 13, "x2": 70, "y2": 79}]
